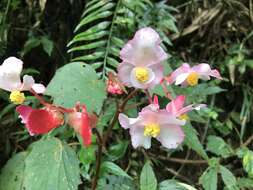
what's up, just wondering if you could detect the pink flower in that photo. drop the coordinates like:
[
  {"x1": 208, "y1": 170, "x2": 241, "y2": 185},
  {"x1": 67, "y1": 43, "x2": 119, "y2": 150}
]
[
  {"x1": 167, "y1": 63, "x2": 222, "y2": 86},
  {"x1": 67, "y1": 105, "x2": 96, "y2": 146},
  {"x1": 16, "y1": 105, "x2": 64, "y2": 136},
  {"x1": 118, "y1": 102, "x2": 185, "y2": 149},
  {"x1": 0, "y1": 57, "x2": 45, "y2": 93},
  {"x1": 166, "y1": 95, "x2": 206, "y2": 120},
  {"x1": 118, "y1": 27, "x2": 167, "y2": 89}
]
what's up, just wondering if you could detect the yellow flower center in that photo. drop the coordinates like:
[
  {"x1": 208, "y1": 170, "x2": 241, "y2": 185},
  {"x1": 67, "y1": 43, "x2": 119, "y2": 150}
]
[
  {"x1": 9, "y1": 90, "x2": 25, "y2": 104},
  {"x1": 178, "y1": 114, "x2": 189, "y2": 121},
  {"x1": 186, "y1": 72, "x2": 199, "y2": 86},
  {"x1": 144, "y1": 123, "x2": 160, "y2": 137},
  {"x1": 135, "y1": 67, "x2": 149, "y2": 83}
]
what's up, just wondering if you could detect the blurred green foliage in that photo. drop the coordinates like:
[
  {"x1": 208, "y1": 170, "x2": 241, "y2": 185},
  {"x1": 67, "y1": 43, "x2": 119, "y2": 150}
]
[{"x1": 1, "y1": 0, "x2": 253, "y2": 190}]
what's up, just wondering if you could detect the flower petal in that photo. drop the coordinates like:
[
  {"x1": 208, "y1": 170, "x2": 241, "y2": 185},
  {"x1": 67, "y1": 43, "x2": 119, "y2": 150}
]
[
  {"x1": 129, "y1": 125, "x2": 151, "y2": 149},
  {"x1": 79, "y1": 113, "x2": 92, "y2": 146},
  {"x1": 177, "y1": 104, "x2": 207, "y2": 116},
  {"x1": 175, "y1": 73, "x2": 190, "y2": 85},
  {"x1": 139, "y1": 106, "x2": 185, "y2": 126},
  {"x1": 68, "y1": 109, "x2": 92, "y2": 146},
  {"x1": 156, "y1": 124, "x2": 184, "y2": 149},
  {"x1": 192, "y1": 63, "x2": 222, "y2": 80},
  {"x1": 146, "y1": 63, "x2": 164, "y2": 88},
  {"x1": 0, "y1": 57, "x2": 23, "y2": 91},
  {"x1": 21, "y1": 75, "x2": 35, "y2": 90},
  {"x1": 167, "y1": 63, "x2": 190, "y2": 84},
  {"x1": 16, "y1": 105, "x2": 33, "y2": 124},
  {"x1": 32, "y1": 84, "x2": 46, "y2": 94},
  {"x1": 117, "y1": 62, "x2": 134, "y2": 87},
  {"x1": 120, "y1": 27, "x2": 167, "y2": 66},
  {"x1": 166, "y1": 95, "x2": 186, "y2": 115}
]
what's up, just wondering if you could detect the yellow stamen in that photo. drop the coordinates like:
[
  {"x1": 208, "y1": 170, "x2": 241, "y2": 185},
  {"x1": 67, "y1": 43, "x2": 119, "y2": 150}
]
[
  {"x1": 178, "y1": 114, "x2": 189, "y2": 121},
  {"x1": 186, "y1": 72, "x2": 199, "y2": 86},
  {"x1": 135, "y1": 67, "x2": 149, "y2": 83},
  {"x1": 144, "y1": 123, "x2": 160, "y2": 137},
  {"x1": 9, "y1": 90, "x2": 25, "y2": 104}
]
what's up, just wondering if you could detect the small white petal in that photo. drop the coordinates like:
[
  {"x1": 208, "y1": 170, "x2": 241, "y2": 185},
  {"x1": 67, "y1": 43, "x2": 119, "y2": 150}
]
[
  {"x1": 21, "y1": 75, "x2": 35, "y2": 91},
  {"x1": 175, "y1": 73, "x2": 189, "y2": 85},
  {"x1": 32, "y1": 84, "x2": 46, "y2": 94}
]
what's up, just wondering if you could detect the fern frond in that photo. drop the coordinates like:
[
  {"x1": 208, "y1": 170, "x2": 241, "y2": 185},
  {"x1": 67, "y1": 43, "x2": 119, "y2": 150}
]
[{"x1": 68, "y1": 0, "x2": 154, "y2": 78}]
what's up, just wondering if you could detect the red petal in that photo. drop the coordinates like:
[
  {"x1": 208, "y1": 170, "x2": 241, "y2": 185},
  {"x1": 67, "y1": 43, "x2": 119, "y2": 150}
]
[
  {"x1": 68, "y1": 107, "x2": 92, "y2": 146},
  {"x1": 16, "y1": 105, "x2": 33, "y2": 124},
  {"x1": 80, "y1": 112, "x2": 92, "y2": 146},
  {"x1": 26, "y1": 109, "x2": 61, "y2": 135}
]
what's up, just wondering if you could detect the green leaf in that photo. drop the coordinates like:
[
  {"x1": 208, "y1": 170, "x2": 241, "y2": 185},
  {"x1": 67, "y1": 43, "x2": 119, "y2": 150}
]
[
  {"x1": 207, "y1": 136, "x2": 234, "y2": 158},
  {"x1": 220, "y1": 166, "x2": 239, "y2": 190},
  {"x1": 107, "y1": 141, "x2": 129, "y2": 161},
  {"x1": 0, "y1": 152, "x2": 27, "y2": 190},
  {"x1": 237, "y1": 177, "x2": 253, "y2": 189},
  {"x1": 242, "y1": 149, "x2": 253, "y2": 177},
  {"x1": 40, "y1": 37, "x2": 54, "y2": 56},
  {"x1": 97, "y1": 175, "x2": 135, "y2": 190},
  {"x1": 159, "y1": 180, "x2": 188, "y2": 190},
  {"x1": 79, "y1": 145, "x2": 96, "y2": 165},
  {"x1": 199, "y1": 166, "x2": 218, "y2": 190},
  {"x1": 140, "y1": 162, "x2": 157, "y2": 190},
  {"x1": 182, "y1": 123, "x2": 208, "y2": 160},
  {"x1": 22, "y1": 138, "x2": 81, "y2": 190},
  {"x1": 46, "y1": 63, "x2": 106, "y2": 113},
  {"x1": 22, "y1": 37, "x2": 41, "y2": 56},
  {"x1": 100, "y1": 161, "x2": 132, "y2": 179}
]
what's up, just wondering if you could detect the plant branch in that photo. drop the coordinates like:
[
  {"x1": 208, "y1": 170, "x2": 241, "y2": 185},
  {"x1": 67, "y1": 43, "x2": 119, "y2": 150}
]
[
  {"x1": 91, "y1": 128, "x2": 103, "y2": 190},
  {"x1": 241, "y1": 134, "x2": 253, "y2": 147},
  {"x1": 103, "y1": 89, "x2": 138, "y2": 145}
]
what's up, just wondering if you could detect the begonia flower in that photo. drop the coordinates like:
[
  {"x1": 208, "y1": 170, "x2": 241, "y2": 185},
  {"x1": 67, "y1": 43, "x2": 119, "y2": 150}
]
[
  {"x1": 118, "y1": 27, "x2": 167, "y2": 89},
  {"x1": 166, "y1": 95, "x2": 206, "y2": 121},
  {"x1": 167, "y1": 63, "x2": 222, "y2": 86},
  {"x1": 0, "y1": 57, "x2": 46, "y2": 104},
  {"x1": 67, "y1": 105, "x2": 97, "y2": 146},
  {"x1": 16, "y1": 105, "x2": 64, "y2": 136},
  {"x1": 119, "y1": 101, "x2": 185, "y2": 149}
]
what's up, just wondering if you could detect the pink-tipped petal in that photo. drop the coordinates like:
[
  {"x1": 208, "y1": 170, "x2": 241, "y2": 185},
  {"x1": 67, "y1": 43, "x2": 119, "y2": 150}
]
[
  {"x1": 153, "y1": 95, "x2": 159, "y2": 107},
  {"x1": 166, "y1": 96, "x2": 186, "y2": 115},
  {"x1": 130, "y1": 126, "x2": 151, "y2": 149},
  {"x1": 156, "y1": 124, "x2": 185, "y2": 149},
  {"x1": 192, "y1": 63, "x2": 222, "y2": 80},
  {"x1": 120, "y1": 27, "x2": 167, "y2": 66},
  {"x1": 167, "y1": 63, "x2": 191, "y2": 85},
  {"x1": 117, "y1": 62, "x2": 134, "y2": 87},
  {"x1": 140, "y1": 106, "x2": 185, "y2": 126},
  {"x1": 210, "y1": 69, "x2": 222, "y2": 79}
]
